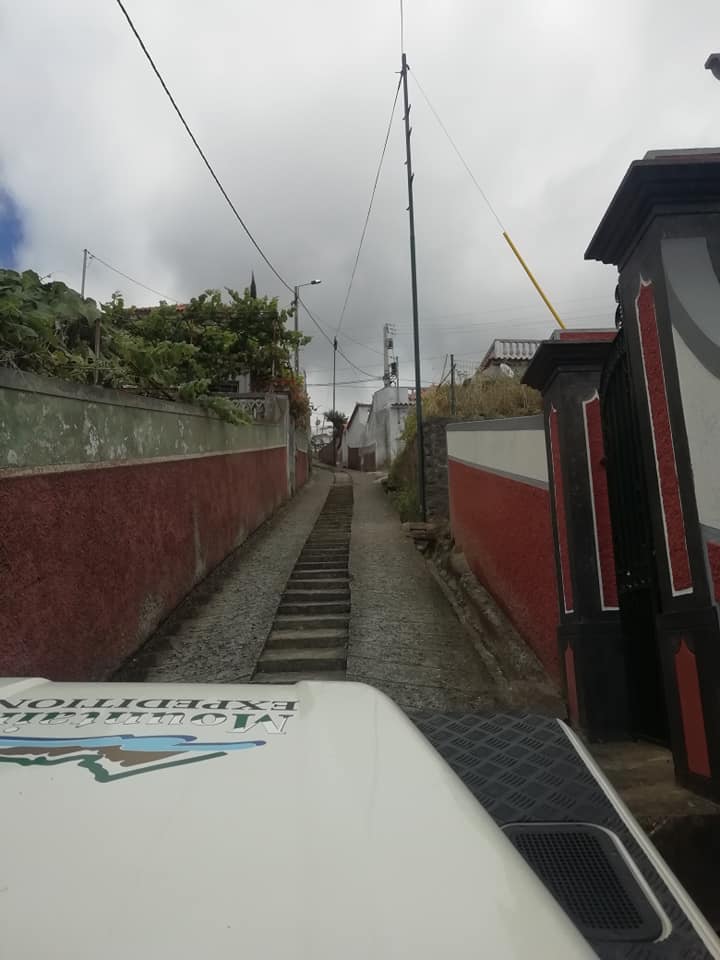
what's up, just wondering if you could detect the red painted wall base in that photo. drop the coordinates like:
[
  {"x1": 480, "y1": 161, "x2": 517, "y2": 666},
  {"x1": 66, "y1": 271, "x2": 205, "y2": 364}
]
[
  {"x1": 0, "y1": 447, "x2": 288, "y2": 680},
  {"x1": 449, "y1": 458, "x2": 561, "y2": 681}
]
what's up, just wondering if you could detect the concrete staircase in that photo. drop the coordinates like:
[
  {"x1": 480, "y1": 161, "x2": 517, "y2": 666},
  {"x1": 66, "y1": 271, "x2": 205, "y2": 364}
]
[{"x1": 253, "y1": 475, "x2": 353, "y2": 682}]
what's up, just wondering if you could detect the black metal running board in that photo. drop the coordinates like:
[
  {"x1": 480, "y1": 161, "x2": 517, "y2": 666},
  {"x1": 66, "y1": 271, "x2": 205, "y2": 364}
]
[{"x1": 413, "y1": 711, "x2": 716, "y2": 959}]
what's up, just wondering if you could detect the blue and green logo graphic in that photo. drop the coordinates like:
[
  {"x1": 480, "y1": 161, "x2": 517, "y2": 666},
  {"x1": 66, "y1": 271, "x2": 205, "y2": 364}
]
[{"x1": 0, "y1": 734, "x2": 265, "y2": 783}]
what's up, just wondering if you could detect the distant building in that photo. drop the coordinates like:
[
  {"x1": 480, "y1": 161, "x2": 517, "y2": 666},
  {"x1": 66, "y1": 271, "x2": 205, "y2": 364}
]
[
  {"x1": 340, "y1": 386, "x2": 411, "y2": 470},
  {"x1": 340, "y1": 403, "x2": 371, "y2": 468},
  {"x1": 479, "y1": 339, "x2": 544, "y2": 379}
]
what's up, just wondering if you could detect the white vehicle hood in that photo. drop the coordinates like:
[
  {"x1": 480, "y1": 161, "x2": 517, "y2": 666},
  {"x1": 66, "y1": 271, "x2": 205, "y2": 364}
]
[{"x1": 0, "y1": 678, "x2": 594, "y2": 959}]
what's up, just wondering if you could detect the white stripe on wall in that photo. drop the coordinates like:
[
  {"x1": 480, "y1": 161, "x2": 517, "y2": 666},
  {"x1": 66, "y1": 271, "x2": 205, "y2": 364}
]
[{"x1": 446, "y1": 418, "x2": 548, "y2": 487}]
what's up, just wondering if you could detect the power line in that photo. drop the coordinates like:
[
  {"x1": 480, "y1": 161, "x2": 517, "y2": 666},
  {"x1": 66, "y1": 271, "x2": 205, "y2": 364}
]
[
  {"x1": 335, "y1": 342, "x2": 382, "y2": 379},
  {"x1": 337, "y1": 77, "x2": 402, "y2": 333},
  {"x1": 115, "y1": 0, "x2": 296, "y2": 298},
  {"x1": 87, "y1": 251, "x2": 178, "y2": 303},
  {"x1": 115, "y1": 0, "x2": 413, "y2": 377},
  {"x1": 338, "y1": 330, "x2": 386, "y2": 356},
  {"x1": 410, "y1": 69, "x2": 505, "y2": 232},
  {"x1": 307, "y1": 377, "x2": 381, "y2": 386},
  {"x1": 115, "y1": 0, "x2": 371, "y2": 366}
]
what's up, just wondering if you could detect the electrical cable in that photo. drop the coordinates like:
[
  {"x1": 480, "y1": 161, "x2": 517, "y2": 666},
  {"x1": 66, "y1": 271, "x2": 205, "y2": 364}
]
[
  {"x1": 438, "y1": 354, "x2": 448, "y2": 384},
  {"x1": 115, "y1": 0, "x2": 375, "y2": 365},
  {"x1": 335, "y1": 342, "x2": 382, "y2": 379},
  {"x1": 87, "y1": 251, "x2": 178, "y2": 303},
  {"x1": 115, "y1": 0, "x2": 296, "y2": 299},
  {"x1": 336, "y1": 77, "x2": 402, "y2": 333},
  {"x1": 115, "y1": 0, "x2": 420, "y2": 372},
  {"x1": 338, "y1": 331, "x2": 386, "y2": 357},
  {"x1": 410, "y1": 69, "x2": 505, "y2": 232}
]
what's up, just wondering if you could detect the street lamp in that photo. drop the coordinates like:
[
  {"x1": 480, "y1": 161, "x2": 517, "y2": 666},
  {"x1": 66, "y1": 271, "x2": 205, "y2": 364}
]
[
  {"x1": 705, "y1": 54, "x2": 720, "y2": 80},
  {"x1": 293, "y1": 279, "x2": 321, "y2": 374}
]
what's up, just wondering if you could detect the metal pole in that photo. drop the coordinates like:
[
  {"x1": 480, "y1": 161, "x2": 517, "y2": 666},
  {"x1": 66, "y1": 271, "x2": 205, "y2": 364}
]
[
  {"x1": 401, "y1": 52, "x2": 426, "y2": 522},
  {"x1": 293, "y1": 285, "x2": 300, "y2": 374},
  {"x1": 332, "y1": 337, "x2": 338, "y2": 466},
  {"x1": 81, "y1": 248, "x2": 102, "y2": 386},
  {"x1": 502, "y1": 231, "x2": 566, "y2": 330},
  {"x1": 332, "y1": 337, "x2": 337, "y2": 413},
  {"x1": 450, "y1": 353, "x2": 456, "y2": 415},
  {"x1": 81, "y1": 248, "x2": 88, "y2": 298}
]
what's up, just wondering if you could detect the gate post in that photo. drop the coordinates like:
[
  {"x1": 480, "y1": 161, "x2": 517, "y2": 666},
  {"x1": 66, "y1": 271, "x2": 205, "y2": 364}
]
[
  {"x1": 586, "y1": 149, "x2": 720, "y2": 799},
  {"x1": 524, "y1": 333, "x2": 630, "y2": 740}
]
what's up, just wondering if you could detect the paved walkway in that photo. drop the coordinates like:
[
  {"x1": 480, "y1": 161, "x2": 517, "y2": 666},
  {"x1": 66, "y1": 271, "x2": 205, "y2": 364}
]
[
  {"x1": 112, "y1": 470, "x2": 332, "y2": 683},
  {"x1": 114, "y1": 467, "x2": 528, "y2": 715},
  {"x1": 346, "y1": 472, "x2": 501, "y2": 712}
]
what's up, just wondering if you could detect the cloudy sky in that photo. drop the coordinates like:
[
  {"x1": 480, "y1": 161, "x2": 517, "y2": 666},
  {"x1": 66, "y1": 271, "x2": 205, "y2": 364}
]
[{"x1": 1, "y1": 0, "x2": 720, "y2": 419}]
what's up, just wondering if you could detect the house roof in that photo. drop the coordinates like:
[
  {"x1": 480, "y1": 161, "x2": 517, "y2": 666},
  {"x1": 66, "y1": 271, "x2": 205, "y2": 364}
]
[
  {"x1": 347, "y1": 402, "x2": 371, "y2": 430},
  {"x1": 480, "y1": 339, "x2": 544, "y2": 369}
]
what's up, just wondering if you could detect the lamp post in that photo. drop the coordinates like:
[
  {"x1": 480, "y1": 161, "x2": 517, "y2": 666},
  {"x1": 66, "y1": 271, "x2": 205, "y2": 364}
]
[
  {"x1": 292, "y1": 279, "x2": 321, "y2": 374},
  {"x1": 705, "y1": 54, "x2": 720, "y2": 80}
]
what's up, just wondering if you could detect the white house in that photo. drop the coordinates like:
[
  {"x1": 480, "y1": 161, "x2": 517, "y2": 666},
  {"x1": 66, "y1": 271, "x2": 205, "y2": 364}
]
[{"x1": 340, "y1": 403, "x2": 371, "y2": 467}]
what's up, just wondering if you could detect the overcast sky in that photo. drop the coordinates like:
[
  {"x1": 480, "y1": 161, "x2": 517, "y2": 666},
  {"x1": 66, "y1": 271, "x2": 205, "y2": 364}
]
[{"x1": 2, "y1": 0, "x2": 720, "y2": 419}]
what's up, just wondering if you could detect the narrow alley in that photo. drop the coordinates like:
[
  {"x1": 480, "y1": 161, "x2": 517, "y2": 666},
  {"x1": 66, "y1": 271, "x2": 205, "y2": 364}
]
[{"x1": 112, "y1": 468, "x2": 553, "y2": 716}]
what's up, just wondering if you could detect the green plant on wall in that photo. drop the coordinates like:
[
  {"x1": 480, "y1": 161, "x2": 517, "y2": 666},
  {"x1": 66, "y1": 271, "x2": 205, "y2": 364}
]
[
  {"x1": 0, "y1": 269, "x2": 101, "y2": 380},
  {"x1": 0, "y1": 270, "x2": 311, "y2": 424}
]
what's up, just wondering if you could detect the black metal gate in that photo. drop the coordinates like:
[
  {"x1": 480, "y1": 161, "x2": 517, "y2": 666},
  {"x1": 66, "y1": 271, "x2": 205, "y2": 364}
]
[{"x1": 599, "y1": 325, "x2": 669, "y2": 744}]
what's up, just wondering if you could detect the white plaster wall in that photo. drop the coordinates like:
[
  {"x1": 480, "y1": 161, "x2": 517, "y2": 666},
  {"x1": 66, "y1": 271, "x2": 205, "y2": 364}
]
[
  {"x1": 346, "y1": 407, "x2": 369, "y2": 446},
  {"x1": 662, "y1": 236, "x2": 720, "y2": 530},
  {"x1": 672, "y1": 331, "x2": 720, "y2": 529},
  {"x1": 446, "y1": 417, "x2": 548, "y2": 486},
  {"x1": 387, "y1": 406, "x2": 410, "y2": 462}
]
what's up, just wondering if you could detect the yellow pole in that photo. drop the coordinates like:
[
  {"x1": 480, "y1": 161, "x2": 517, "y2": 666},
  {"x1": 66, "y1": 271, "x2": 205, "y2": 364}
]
[{"x1": 502, "y1": 232, "x2": 566, "y2": 330}]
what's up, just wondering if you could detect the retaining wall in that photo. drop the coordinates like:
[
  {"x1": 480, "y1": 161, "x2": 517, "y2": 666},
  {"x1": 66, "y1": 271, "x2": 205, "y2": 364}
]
[
  {"x1": 0, "y1": 369, "x2": 289, "y2": 680},
  {"x1": 447, "y1": 415, "x2": 561, "y2": 680},
  {"x1": 295, "y1": 428, "x2": 309, "y2": 490}
]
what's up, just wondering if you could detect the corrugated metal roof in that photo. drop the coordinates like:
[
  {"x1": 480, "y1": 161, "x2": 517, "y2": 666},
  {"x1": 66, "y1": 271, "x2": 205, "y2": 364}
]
[{"x1": 481, "y1": 339, "x2": 543, "y2": 367}]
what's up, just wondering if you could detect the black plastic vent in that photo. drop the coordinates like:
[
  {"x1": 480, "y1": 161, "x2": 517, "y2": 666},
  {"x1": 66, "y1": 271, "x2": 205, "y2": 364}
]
[{"x1": 503, "y1": 823, "x2": 662, "y2": 943}]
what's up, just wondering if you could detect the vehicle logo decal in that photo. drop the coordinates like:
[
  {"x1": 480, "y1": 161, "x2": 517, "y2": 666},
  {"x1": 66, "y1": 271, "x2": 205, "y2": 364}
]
[{"x1": 0, "y1": 733, "x2": 265, "y2": 783}]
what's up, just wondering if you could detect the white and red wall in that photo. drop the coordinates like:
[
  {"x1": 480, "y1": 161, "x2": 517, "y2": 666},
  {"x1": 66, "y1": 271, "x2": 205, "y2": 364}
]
[
  {"x1": 0, "y1": 370, "x2": 296, "y2": 681},
  {"x1": 447, "y1": 416, "x2": 561, "y2": 681}
]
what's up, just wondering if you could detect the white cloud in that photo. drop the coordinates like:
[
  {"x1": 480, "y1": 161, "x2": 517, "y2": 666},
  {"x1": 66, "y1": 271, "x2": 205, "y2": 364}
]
[{"x1": 1, "y1": 0, "x2": 719, "y2": 417}]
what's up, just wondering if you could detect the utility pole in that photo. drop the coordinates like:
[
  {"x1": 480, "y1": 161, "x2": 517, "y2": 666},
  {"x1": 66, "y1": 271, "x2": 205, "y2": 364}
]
[
  {"x1": 293, "y1": 285, "x2": 300, "y2": 374},
  {"x1": 332, "y1": 336, "x2": 338, "y2": 466},
  {"x1": 292, "y1": 279, "x2": 321, "y2": 376},
  {"x1": 401, "y1": 52, "x2": 426, "y2": 522},
  {"x1": 382, "y1": 323, "x2": 396, "y2": 387},
  {"x1": 81, "y1": 248, "x2": 88, "y2": 298},
  {"x1": 450, "y1": 353, "x2": 456, "y2": 415},
  {"x1": 332, "y1": 337, "x2": 337, "y2": 413},
  {"x1": 81, "y1": 248, "x2": 101, "y2": 385}
]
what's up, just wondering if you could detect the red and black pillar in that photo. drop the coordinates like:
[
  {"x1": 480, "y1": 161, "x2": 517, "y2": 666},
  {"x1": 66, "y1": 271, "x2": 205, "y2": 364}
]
[
  {"x1": 525, "y1": 333, "x2": 630, "y2": 741},
  {"x1": 586, "y1": 150, "x2": 720, "y2": 799}
]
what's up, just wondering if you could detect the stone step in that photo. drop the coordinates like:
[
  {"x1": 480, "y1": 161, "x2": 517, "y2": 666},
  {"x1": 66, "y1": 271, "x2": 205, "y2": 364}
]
[
  {"x1": 294, "y1": 560, "x2": 349, "y2": 571},
  {"x1": 253, "y1": 671, "x2": 347, "y2": 683},
  {"x1": 278, "y1": 600, "x2": 350, "y2": 616},
  {"x1": 282, "y1": 589, "x2": 349, "y2": 602},
  {"x1": 289, "y1": 569, "x2": 348, "y2": 580},
  {"x1": 266, "y1": 628, "x2": 348, "y2": 650},
  {"x1": 304, "y1": 540, "x2": 350, "y2": 547},
  {"x1": 257, "y1": 645, "x2": 347, "y2": 673},
  {"x1": 298, "y1": 547, "x2": 350, "y2": 561},
  {"x1": 288, "y1": 578, "x2": 349, "y2": 590},
  {"x1": 274, "y1": 614, "x2": 350, "y2": 631},
  {"x1": 299, "y1": 554, "x2": 349, "y2": 564}
]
